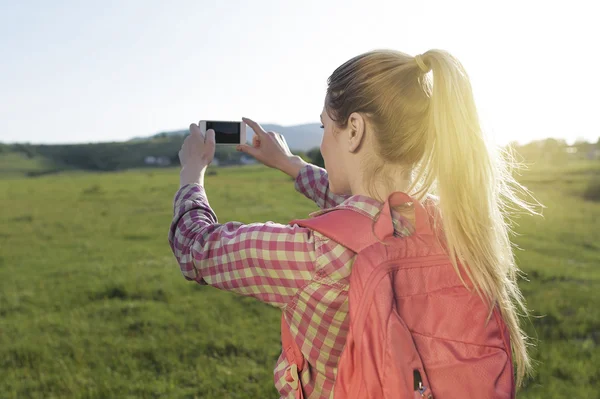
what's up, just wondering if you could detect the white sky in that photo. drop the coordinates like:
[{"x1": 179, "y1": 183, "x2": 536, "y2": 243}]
[{"x1": 0, "y1": 0, "x2": 598, "y2": 145}]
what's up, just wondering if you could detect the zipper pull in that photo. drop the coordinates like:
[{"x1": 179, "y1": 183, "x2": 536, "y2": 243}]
[
  {"x1": 413, "y1": 369, "x2": 433, "y2": 398},
  {"x1": 413, "y1": 369, "x2": 423, "y2": 392}
]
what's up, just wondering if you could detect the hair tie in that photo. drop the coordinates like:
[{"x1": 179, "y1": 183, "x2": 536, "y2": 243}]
[{"x1": 415, "y1": 54, "x2": 430, "y2": 73}]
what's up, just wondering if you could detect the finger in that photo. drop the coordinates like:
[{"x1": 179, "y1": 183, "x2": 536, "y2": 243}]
[
  {"x1": 204, "y1": 129, "x2": 215, "y2": 144},
  {"x1": 189, "y1": 123, "x2": 204, "y2": 139},
  {"x1": 205, "y1": 129, "x2": 216, "y2": 147},
  {"x1": 280, "y1": 134, "x2": 289, "y2": 148},
  {"x1": 252, "y1": 134, "x2": 261, "y2": 148},
  {"x1": 242, "y1": 117, "x2": 267, "y2": 138},
  {"x1": 236, "y1": 144, "x2": 258, "y2": 157}
]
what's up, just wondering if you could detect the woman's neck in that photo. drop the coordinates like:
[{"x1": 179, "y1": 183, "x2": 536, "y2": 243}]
[{"x1": 349, "y1": 165, "x2": 412, "y2": 203}]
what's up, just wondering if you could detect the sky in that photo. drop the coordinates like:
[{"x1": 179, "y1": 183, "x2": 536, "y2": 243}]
[{"x1": 0, "y1": 0, "x2": 598, "y2": 146}]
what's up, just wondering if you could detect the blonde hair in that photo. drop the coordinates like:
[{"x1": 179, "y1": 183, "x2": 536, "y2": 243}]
[{"x1": 325, "y1": 49, "x2": 540, "y2": 387}]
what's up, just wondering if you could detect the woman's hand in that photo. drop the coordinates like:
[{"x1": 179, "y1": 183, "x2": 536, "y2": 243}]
[
  {"x1": 237, "y1": 117, "x2": 307, "y2": 178},
  {"x1": 178, "y1": 123, "x2": 216, "y2": 187}
]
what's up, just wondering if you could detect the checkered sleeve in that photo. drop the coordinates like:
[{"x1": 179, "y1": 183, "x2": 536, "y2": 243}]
[
  {"x1": 168, "y1": 183, "x2": 317, "y2": 309},
  {"x1": 294, "y1": 164, "x2": 349, "y2": 209}
]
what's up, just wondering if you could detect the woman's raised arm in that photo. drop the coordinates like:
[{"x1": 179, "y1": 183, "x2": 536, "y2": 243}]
[
  {"x1": 169, "y1": 183, "x2": 317, "y2": 309},
  {"x1": 237, "y1": 118, "x2": 348, "y2": 209}
]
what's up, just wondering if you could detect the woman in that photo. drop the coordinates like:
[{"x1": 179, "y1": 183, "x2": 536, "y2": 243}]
[{"x1": 170, "y1": 49, "x2": 536, "y2": 398}]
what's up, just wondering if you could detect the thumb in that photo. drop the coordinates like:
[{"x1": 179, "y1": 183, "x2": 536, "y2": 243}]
[
  {"x1": 236, "y1": 144, "x2": 258, "y2": 157},
  {"x1": 205, "y1": 129, "x2": 216, "y2": 147}
]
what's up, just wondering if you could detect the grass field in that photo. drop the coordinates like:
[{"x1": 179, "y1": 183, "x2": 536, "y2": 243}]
[{"x1": 0, "y1": 160, "x2": 599, "y2": 398}]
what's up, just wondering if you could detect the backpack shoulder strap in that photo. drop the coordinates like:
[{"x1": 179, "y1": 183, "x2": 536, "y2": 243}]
[
  {"x1": 281, "y1": 314, "x2": 306, "y2": 399},
  {"x1": 291, "y1": 209, "x2": 380, "y2": 253},
  {"x1": 291, "y1": 191, "x2": 433, "y2": 252}
]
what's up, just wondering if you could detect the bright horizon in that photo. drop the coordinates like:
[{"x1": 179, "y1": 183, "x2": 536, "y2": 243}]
[{"x1": 1, "y1": 0, "x2": 598, "y2": 146}]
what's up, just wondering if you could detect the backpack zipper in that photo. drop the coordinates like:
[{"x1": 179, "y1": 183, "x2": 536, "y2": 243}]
[{"x1": 413, "y1": 369, "x2": 433, "y2": 398}]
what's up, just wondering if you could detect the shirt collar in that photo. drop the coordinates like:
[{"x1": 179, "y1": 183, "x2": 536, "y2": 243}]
[{"x1": 309, "y1": 194, "x2": 415, "y2": 237}]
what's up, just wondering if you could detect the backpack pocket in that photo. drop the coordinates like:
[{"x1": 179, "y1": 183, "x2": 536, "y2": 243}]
[{"x1": 383, "y1": 307, "x2": 434, "y2": 399}]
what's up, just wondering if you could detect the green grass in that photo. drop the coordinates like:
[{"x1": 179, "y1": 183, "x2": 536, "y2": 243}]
[{"x1": 0, "y1": 162, "x2": 599, "y2": 398}]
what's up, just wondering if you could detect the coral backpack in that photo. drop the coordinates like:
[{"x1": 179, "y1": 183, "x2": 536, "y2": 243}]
[{"x1": 281, "y1": 192, "x2": 515, "y2": 398}]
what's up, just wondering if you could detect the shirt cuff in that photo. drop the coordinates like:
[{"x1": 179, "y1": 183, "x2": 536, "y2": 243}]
[{"x1": 294, "y1": 163, "x2": 315, "y2": 195}]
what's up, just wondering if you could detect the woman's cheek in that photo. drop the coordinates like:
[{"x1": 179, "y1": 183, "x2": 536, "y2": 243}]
[
  {"x1": 321, "y1": 132, "x2": 337, "y2": 190},
  {"x1": 321, "y1": 129, "x2": 333, "y2": 165}
]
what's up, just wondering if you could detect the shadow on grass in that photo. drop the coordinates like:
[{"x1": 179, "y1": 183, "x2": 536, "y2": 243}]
[
  {"x1": 583, "y1": 178, "x2": 600, "y2": 202},
  {"x1": 90, "y1": 284, "x2": 170, "y2": 303}
]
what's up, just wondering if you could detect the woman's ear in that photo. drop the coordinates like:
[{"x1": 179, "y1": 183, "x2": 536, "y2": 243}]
[{"x1": 347, "y1": 112, "x2": 366, "y2": 153}]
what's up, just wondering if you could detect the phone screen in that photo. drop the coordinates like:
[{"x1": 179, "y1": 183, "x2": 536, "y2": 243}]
[{"x1": 206, "y1": 121, "x2": 241, "y2": 144}]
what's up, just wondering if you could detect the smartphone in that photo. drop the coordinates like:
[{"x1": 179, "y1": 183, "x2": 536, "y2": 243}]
[{"x1": 199, "y1": 120, "x2": 246, "y2": 145}]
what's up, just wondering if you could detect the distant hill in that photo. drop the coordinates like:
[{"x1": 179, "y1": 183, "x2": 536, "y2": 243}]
[
  {"x1": 258, "y1": 123, "x2": 323, "y2": 152},
  {"x1": 135, "y1": 123, "x2": 323, "y2": 151}
]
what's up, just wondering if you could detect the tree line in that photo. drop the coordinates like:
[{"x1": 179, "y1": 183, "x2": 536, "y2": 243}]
[{"x1": 0, "y1": 136, "x2": 597, "y2": 173}]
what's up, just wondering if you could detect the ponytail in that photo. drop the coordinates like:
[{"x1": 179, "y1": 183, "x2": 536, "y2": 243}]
[{"x1": 410, "y1": 50, "x2": 539, "y2": 386}]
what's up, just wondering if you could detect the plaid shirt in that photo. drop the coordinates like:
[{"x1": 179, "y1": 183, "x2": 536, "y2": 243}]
[{"x1": 169, "y1": 164, "x2": 413, "y2": 398}]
